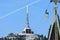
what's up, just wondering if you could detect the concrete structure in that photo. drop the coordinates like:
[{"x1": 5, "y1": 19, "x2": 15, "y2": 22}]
[{"x1": 0, "y1": 6, "x2": 48, "y2": 40}]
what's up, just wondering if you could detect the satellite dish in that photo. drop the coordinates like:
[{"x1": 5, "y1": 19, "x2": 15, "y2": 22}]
[{"x1": 45, "y1": 10, "x2": 49, "y2": 18}]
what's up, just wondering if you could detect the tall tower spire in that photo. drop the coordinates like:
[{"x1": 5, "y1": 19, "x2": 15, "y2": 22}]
[
  {"x1": 22, "y1": 6, "x2": 33, "y2": 34},
  {"x1": 26, "y1": 6, "x2": 29, "y2": 28}
]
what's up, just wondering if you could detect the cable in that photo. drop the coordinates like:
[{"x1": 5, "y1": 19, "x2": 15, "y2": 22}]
[
  {"x1": 0, "y1": 0, "x2": 40, "y2": 19},
  {"x1": 0, "y1": 7, "x2": 25, "y2": 19},
  {"x1": 46, "y1": 2, "x2": 51, "y2": 10}
]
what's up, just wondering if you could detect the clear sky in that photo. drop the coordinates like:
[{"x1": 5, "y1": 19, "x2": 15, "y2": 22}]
[{"x1": 0, "y1": 0, "x2": 60, "y2": 37}]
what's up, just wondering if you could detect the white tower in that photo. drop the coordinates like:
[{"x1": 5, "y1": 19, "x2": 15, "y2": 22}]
[{"x1": 22, "y1": 6, "x2": 33, "y2": 34}]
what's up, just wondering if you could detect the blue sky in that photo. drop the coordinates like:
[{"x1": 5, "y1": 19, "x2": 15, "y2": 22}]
[{"x1": 0, "y1": 0, "x2": 60, "y2": 37}]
